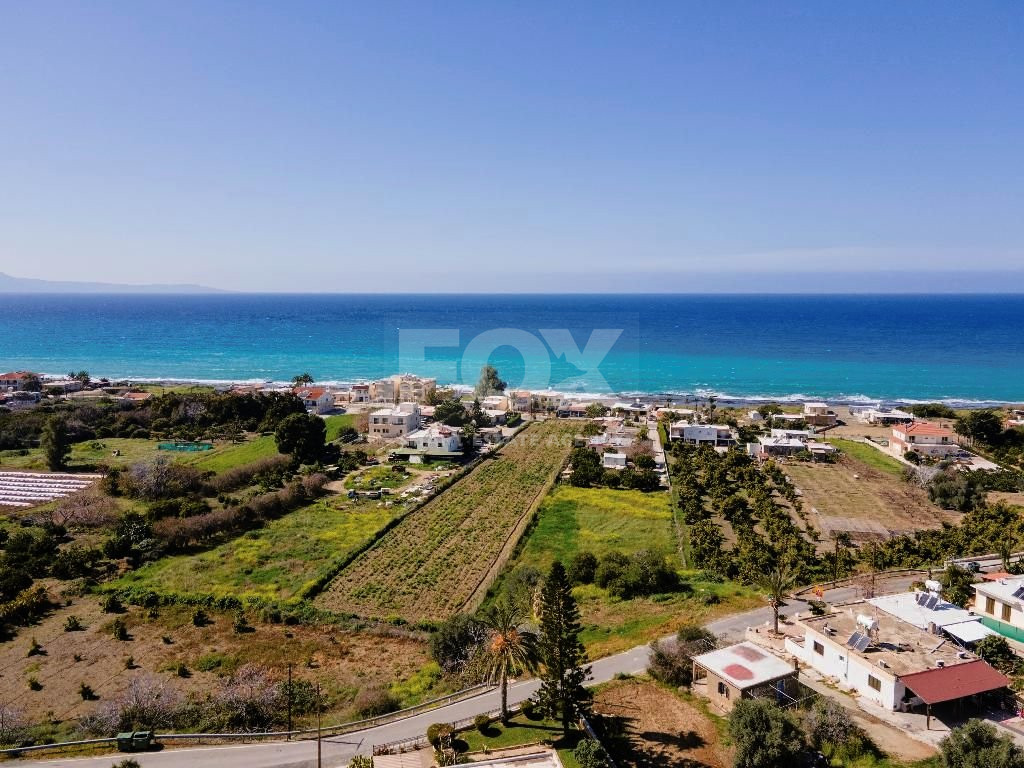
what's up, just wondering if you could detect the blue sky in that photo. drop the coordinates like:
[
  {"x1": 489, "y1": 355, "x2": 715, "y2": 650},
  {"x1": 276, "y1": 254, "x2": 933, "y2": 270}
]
[{"x1": 1, "y1": 2, "x2": 1022, "y2": 291}]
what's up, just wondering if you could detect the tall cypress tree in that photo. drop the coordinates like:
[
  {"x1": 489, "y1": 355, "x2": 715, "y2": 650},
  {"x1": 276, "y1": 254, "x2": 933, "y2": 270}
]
[{"x1": 536, "y1": 560, "x2": 591, "y2": 735}]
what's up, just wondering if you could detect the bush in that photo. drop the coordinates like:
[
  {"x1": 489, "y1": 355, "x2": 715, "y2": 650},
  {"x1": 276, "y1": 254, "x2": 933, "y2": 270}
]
[
  {"x1": 113, "y1": 761, "x2": 142, "y2": 768},
  {"x1": 474, "y1": 714, "x2": 490, "y2": 733},
  {"x1": 426, "y1": 722, "x2": 453, "y2": 747},
  {"x1": 573, "y1": 738, "x2": 610, "y2": 768},
  {"x1": 594, "y1": 551, "x2": 629, "y2": 589},
  {"x1": 568, "y1": 551, "x2": 598, "y2": 585},
  {"x1": 111, "y1": 618, "x2": 129, "y2": 641},
  {"x1": 353, "y1": 687, "x2": 400, "y2": 719},
  {"x1": 429, "y1": 614, "x2": 487, "y2": 675},
  {"x1": 80, "y1": 682, "x2": 97, "y2": 700},
  {"x1": 192, "y1": 608, "x2": 209, "y2": 627},
  {"x1": 348, "y1": 757, "x2": 373, "y2": 768},
  {"x1": 64, "y1": 614, "x2": 84, "y2": 631},
  {"x1": 647, "y1": 639, "x2": 692, "y2": 687},
  {"x1": 101, "y1": 594, "x2": 124, "y2": 613},
  {"x1": 520, "y1": 699, "x2": 540, "y2": 720}
]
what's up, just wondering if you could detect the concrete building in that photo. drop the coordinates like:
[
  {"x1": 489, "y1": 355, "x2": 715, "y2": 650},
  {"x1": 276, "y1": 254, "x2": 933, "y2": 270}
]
[
  {"x1": 973, "y1": 576, "x2": 1024, "y2": 641},
  {"x1": 293, "y1": 386, "x2": 334, "y2": 414},
  {"x1": 392, "y1": 424, "x2": 463, "y2": 463},
  {"x1": 803, "y1": 402, "x2": 838, "y2": 428},
  {"x1": 602, "y1": 452, "x2": 628, "y2": 470},
  {"x1": 691, "y1": 641, "x2": 799, "y2": 713},
  {"x1": 678, "y1": 424, "x2": 736, "y2": 447},
  {"x1": 0, "y1": 371, "x2": 37, "y2": 391},
  {"x1": 890, "y1": 421, "x2": 960, "y2": 459},
  {"x1": 787, "y1": 607, "x2": 1008, "y2": 715},
  {"x1": 370, "y1": 374, "x2": 437, "y2": 404},
  {"x1": 368, "y1": 403, "x2": 421, "y2": 440}
]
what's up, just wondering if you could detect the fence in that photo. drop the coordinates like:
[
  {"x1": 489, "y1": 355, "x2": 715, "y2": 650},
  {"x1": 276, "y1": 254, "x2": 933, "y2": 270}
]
[{"x1": 0, "y1": 683, "x2": 495, "y2": 758}]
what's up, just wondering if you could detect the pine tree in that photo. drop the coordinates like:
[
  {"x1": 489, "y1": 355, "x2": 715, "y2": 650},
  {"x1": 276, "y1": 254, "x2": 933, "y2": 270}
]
[
  {"x1": 536, "y1": 561, "x2": 591, "y2": 735},
  {"x1": 41, "y1": 416, "x2": 71, "y2": 471}
]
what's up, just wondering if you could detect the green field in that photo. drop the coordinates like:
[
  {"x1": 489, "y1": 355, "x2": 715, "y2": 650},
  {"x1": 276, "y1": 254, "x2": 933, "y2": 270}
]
[
  {"x1": 112, "y1": 497, "x2": 398, "y2": 602},
  {"x1": 828, "y1": 438, "x2": 906, "y2": 477},
  {"x1": 501, "y1": 484, "x2": 759, "y2": 656},
  {"x1": 176, "y1": 435, "x2": 279, "y2": 472},
  {"x1": 516, "y1": 485, "x2": 680, "y2": 570},
  {"x1": 0, "y1": 434, "x2": 280, "y2": 474},
  {"x1": 324, "y1": 413, "x2": 358, "y2": 441},
  {"x1": 344, "y1": 464, "x2": 409, "y2": 491}
]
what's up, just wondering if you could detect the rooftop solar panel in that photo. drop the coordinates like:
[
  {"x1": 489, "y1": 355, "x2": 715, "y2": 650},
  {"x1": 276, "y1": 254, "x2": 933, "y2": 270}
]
[
  {"x1": 925, "y1": 594, "x2": 940, "y2": 610},
  {"x1": 1012, "y1": 586, "x2": 1024, "y2": 600},
  {"x1": 854, "y1": 635, "x2": 872, "y2": 652},
  {"x1": 846, "y1": 631, "x2": 866, "y2": 648}
]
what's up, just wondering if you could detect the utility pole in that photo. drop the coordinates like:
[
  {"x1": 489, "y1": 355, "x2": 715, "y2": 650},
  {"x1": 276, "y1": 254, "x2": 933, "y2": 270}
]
[
  {"x1": 316, "y1": 681, "x2": 322, "y2": 768},
  {"x1": 286, "y1": 663, "x2": 293, "y2": 738}
]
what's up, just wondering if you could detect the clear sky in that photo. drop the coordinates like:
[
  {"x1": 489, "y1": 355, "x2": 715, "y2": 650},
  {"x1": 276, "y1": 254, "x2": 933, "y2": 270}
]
[{"x1": 2, "y1": 2, "x2": 1022, "y2": 292}]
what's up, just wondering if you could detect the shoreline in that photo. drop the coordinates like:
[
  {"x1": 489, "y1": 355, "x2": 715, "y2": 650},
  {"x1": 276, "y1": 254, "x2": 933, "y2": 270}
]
[{"x1": 40, "y1": 373, "x2": 1023, "y2": 410}]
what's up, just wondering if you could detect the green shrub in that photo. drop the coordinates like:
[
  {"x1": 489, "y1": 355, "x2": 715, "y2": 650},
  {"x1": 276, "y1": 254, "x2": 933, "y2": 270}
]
[
  {"x1": 573, "y1": 738, "x2": 610, "y2": 768},
  {"x1": 111, "y1": 618, "x2": 129, "y2": 641},
  {"x1": 191, "y1": 608, "x2": 209, "y2": 627},
  {"x1": 474, "y1": 714, "x2": 490, "y2": 733},
  {"x1": 426, "y1": 722, "x2": 453, "y2": 748},
  {"x1": 101, "y1": 594, "x2": 123, "y2": 613},
  {"x1": 63, "y1": 614, "x2": 84, "y2": 631},
  {"x1": 79, "y1": 682, "x2": 96, "y2": 700}
]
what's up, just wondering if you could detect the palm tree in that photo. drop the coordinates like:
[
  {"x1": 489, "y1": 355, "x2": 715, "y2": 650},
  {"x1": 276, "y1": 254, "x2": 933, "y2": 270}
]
[
  {"x1": 758, "y1": 566, "x2": 796, "y2": 635},
  {"x1": 291, "y1": 372, "x2": 314, "y2": 386},
  {"x1": 481, "y1": 600, "x2": 540, "y2": 722}
]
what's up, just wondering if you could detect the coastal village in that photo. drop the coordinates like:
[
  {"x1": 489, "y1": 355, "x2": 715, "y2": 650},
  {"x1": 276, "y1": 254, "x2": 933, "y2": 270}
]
[{"x1": 2, "y1": 367, "x2": 1024, "y2": 768}]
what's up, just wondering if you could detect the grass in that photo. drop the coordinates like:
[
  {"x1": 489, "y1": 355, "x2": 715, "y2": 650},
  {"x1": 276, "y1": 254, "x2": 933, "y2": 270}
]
[
  {"x1": 828, "y1": 438, "x2": 906, "y2": 477},
  {"x1": 324, "y1": 413, "x2": 358, "y2": 441},
  {"x1": 515, "y1": 485, "x2": 680, "y2": 570},
  {"x1": 459, "y1": 713, "x2": 583, "y2": 767},
  {"x1": 501, "y1": 484, "x2": 760, "y2": 656},
  {"x1": 112, "y1": 497, "x2": 398, "y2": 601},
  {"x1": 176, "y1": 435, "x2": 279, "y2": 472},
  {"x1": 344, "y1": 464, "x2": 409, "y2": 491},
  {"x1": 0, "y1": 435, "x2": 280, "y2": 474}
]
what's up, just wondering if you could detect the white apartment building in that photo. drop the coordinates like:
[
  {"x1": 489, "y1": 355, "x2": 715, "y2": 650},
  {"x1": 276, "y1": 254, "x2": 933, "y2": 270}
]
[
  {"x1": 679, "y1": 425, "x2": 736, "y2": 447},
  {"x1": 368, "y1": 402, "x2": 421, "y2": 440},
  {"x1": 890, "y1": 421, "x2": 960, "y2": 458}
]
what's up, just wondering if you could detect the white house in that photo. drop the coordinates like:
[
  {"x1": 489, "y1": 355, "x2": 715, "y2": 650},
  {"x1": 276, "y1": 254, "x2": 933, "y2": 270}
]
[
  {"x1": 293, "y1": 386, "x2": 334, "y2": 414},
  {"x1": 0, "y1": 371, "x2": 36, "y2": 391},
  {"x1": 746, "y1": 410, "x2": 764, "y2": 423},
  {"x1": 368, "y1": 402, "x2": 421, "y2": 440},
  {"x1": 394, "y1": 424, "x2": 463, "y2": 462},
  {"x1": 787, "y1": 607, "x2": 1007, "y2": 713},
  {"x1": 602, "y1": 452, "x2": 628, "y2": 470},
  {"x1": 679, "y1": 425, "x2": 736, "y2": 447},
  {"x1": 857, "y1": 408, "x2": 915, "y2": 425},
  {"x1": 972, "y1": 577, "x2": 1024, "y2": 638},
  {"x1": 803, "y1": 402, "x2": 837, "y2": 427},
  {"x1": 890, "y1": 421, "x2": 960, "y2": 458},
  {"x1": 348, "y1": 384, "x2": 371, "y2": 403}
]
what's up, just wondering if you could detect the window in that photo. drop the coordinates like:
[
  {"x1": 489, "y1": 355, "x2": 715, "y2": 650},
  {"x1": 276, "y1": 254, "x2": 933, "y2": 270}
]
[
  {"x1": 868, "y1": 676, "x2": 881, "y2": 692},
  {"x1": 813, "y1": 641, "x2": 824, "y2": 656},
  {"x1": 1003, "y1": 603, "x2": 1012, "y2": 622},
  {"x1": 986, "y1": 597, "x2": 996, "y2": 614},
  {"x1": 717, "y1": 681, "x2": 730, "y2": 698}
]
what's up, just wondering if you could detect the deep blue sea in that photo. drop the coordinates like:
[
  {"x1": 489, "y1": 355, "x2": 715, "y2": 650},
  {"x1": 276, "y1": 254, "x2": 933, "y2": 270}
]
[{"x1": 1, "y1": 294, "x2": 1021, "y2": 403}]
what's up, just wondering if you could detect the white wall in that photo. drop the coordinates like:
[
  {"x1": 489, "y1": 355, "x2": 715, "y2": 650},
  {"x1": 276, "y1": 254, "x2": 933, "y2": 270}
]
[{"x1": 790, "y1": 630, "x2": 901, "y2": 709}]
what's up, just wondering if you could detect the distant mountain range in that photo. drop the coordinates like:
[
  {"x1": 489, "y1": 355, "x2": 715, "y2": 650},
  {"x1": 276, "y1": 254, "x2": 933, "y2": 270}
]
[{"x1": 0, "y1": 272, "x2": 224, "y2": 294}]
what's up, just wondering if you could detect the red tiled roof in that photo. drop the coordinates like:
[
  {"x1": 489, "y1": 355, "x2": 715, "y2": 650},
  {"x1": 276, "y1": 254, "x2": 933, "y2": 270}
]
[
  {"x1": 899, "y1": 660, "x2": 1009, "y2": 705},
  {"x1": 295, "y1": 386, "x2": 327, "y2": 399},
  {"x1": 0, "y1": 371, "x2": 33, "y2": 379},
  {"x1": 897, "y1": 421, "x2": 955, "y2": 438}
]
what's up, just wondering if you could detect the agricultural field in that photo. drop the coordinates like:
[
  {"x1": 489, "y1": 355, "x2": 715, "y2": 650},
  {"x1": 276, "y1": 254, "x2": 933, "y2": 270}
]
[
  {"x1": 315, "y1": 421, "x2": 577, "y2": 623},
  {"x1": 785, "y1": 450, "x2": 959, "y2": 547},
  {"x1": 0, "y1": 598, "x2": 435, "y2": 729},
  {"x1": 112, "y1": 496, "x2": 399, "y2": 602},
  {"x1": 514, "y1": 486, "x2": 680, "y2": 571},
  {"x1": 501, "y1": 484, "x2": 759, "y2": 656}
]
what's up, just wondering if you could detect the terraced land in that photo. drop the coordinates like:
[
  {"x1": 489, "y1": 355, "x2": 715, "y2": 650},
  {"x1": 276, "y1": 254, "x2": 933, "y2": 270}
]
[{"x1": 316, "y1": 420, "x2": 576, "y2": 622}]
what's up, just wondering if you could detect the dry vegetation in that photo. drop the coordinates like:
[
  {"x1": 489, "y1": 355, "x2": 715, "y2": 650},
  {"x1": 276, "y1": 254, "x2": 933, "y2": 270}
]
[
  {"x1": 785, "y1": 453, "x2": 959, "y2": 548},
  {"x1": 0, "y1": 594, "x2": 432, "y2": 726},
  {"x1": 594, "y1": 679, "x2": 731, "y2": 768},
  {"x1": 316, "y1": 421, "x2": 577, "y2": 623}
]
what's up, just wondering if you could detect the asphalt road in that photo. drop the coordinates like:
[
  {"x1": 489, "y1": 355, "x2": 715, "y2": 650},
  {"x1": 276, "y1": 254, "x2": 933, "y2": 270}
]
[{"x1": 13, "y1": 576, "x2": 920, "y2": 768}]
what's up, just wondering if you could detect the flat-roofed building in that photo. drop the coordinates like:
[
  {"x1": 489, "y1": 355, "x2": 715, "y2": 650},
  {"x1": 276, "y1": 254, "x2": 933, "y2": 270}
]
[{"x1": 692, "y1": 641, "x2": 799, "y2": 713}]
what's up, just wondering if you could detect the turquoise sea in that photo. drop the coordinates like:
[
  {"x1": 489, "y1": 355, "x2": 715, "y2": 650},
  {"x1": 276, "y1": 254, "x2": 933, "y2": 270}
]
[{"x1": 1, "y1": 294, "x2": 1022, "y2": 403}]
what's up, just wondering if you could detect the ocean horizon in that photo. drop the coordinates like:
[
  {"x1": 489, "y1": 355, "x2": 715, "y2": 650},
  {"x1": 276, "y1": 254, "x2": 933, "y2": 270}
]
[{"x1": 2, "y1": 293, "x2": 1022, "y2": 404}]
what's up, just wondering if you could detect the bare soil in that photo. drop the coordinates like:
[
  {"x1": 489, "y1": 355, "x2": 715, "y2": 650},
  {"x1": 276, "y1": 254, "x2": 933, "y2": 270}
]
[{"x1": 593, "y1": 679, "x2": 731, "y2": 768}]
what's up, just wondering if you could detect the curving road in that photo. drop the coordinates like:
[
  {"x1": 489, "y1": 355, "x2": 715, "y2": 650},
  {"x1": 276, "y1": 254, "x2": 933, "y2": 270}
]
[{"x1": 15, "y1": 575, "x2": 919, "y2": 768}]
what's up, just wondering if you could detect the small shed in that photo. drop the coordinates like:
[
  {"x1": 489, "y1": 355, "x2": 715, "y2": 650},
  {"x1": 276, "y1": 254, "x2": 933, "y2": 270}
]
[{"x1": 692, "y1": 642, "x2": 799, "y2": 712}]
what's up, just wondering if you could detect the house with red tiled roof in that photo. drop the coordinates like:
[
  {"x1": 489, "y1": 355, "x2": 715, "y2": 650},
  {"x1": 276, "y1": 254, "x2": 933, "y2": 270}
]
[
  {"x1": 293, "y1": 386, "x2": 334, "y2": 414},
  {"x1": 0, "y1": 371, "x2": 37, "y2": 391},
  {"x1": 121, "y1": 391, "x2": 154, "y2": 404},
  {"x1": 890, "y1": 420, "x2": 960, "y2": 459}
]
